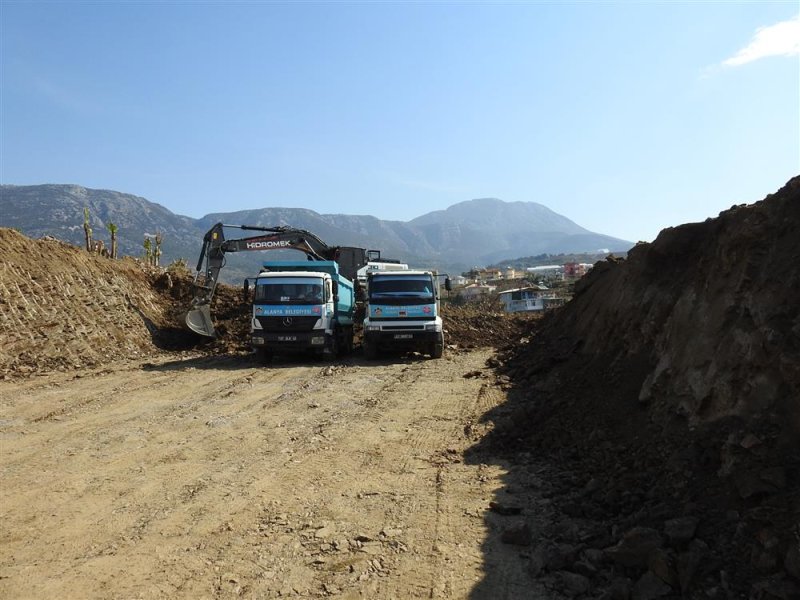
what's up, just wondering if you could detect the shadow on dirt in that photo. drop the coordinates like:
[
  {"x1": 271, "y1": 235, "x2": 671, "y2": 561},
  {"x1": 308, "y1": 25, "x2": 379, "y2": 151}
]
[
  {"x1": 132, "y1": 303, "x2": 213, "y2": 352},
  {"x1": 143, "y1": 354, "x2": 260, "y2": 372},
  {"x1": 462, "y1": 379, "x2": 560, "y2": 600},
  {"x1": 463, "y1": 337, "x2": 799, "y2": 597},
  {"x1": 461, "y1": 346, "x2": 692, "y2": 599}
]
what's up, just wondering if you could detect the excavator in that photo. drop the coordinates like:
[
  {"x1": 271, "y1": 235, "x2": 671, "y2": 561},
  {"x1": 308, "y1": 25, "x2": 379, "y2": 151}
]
[{"x1": 184, "y1": 222, "x2": 378, "y2": 339}]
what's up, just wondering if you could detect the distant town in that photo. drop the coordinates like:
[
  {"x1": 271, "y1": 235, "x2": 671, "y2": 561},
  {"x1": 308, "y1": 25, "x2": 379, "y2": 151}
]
[{"x1": 449, "y1": 250, "x2": 622, "y2": 312}]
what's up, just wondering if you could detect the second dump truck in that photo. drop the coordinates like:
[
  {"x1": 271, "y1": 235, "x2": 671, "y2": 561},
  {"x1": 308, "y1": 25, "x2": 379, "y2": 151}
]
[{"x1": 362, "y1": 269, "x2": 450, "y2": 359}]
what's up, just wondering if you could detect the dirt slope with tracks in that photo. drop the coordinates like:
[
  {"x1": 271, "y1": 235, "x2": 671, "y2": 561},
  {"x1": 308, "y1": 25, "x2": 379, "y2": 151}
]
[{"x1": 0, "y1": 229, "x2": 172, "y2": 376}]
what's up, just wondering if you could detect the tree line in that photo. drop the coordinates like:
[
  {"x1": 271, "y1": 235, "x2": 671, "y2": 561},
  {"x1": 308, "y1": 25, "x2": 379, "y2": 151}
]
[{"x1": 82, "y1": 207, "x2": 163, "y2": 266}]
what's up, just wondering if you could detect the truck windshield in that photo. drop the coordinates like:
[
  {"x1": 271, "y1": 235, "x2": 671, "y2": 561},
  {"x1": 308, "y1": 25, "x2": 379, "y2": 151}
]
[
  {"x1": 255, "y1": 277, "x2": 324, "y2": 305},
  {"x1": 369, "y1": 276, "x2": 434, "y2": 304}
]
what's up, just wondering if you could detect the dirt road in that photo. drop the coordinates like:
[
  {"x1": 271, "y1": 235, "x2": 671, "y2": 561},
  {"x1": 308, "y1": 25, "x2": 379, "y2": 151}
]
[{"x1": 0, "y1": 350, "x2": 546, "y2": 599}]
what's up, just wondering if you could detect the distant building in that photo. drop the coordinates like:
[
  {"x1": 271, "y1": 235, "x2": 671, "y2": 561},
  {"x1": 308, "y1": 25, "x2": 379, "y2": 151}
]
[
  {"x1": 458, "y1": 283, "x2": 496, "y2": 302},
  {"x1": 471, "y1": 268, "x2": 502, "y2": 282},
  {"x1": 497, "y1": 285, "x2": 562, "y2": 313},
  {"x1": 526, "y1": 265, "x2": 564, "y2": 279},
  {"x1": 563, "y1": 262, "x2": 594, "y2": 278}
]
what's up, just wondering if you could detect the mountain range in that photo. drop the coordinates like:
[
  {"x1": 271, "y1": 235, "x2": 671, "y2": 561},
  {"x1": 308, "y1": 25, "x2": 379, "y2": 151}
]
[{"x1": 0, "y1": 184, "x2": 632, "y2": 279}]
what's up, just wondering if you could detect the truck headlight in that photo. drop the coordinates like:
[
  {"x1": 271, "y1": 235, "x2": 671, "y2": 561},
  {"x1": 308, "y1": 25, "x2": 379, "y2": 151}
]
[
  {"x1": 424, "y1": 323, "x2": 440, "y2": 332},
  {"x1": 366, "y1": 325, "x2": 381, "y2": 332},
  {"x1": 311, "y1": 336, "x2": 325, "y2": 345}
]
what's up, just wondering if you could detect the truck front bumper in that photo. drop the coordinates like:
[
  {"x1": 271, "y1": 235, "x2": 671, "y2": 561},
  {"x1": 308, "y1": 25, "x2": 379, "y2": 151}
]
[
  {"x1": 363, "y1": 329, "x2": 440, "y2": 351},
  {"x1": 251, "y1": 331, "x2": 327, "y2": 352}
]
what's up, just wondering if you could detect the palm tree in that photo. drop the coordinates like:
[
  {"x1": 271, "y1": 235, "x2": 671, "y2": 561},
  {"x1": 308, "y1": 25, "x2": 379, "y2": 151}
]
[
  {"x1": 106, "y1": 222, "x2": 118, "y2": 259},
  {"x1": 154, "y1": 232, "x2": 163, "y2": 267},
  {"x1": 83, "y1": 208, "x2": 93, "y2": 252},
  {"x1": 144, "y1": 237, "x2": 153, "y2": 265}
]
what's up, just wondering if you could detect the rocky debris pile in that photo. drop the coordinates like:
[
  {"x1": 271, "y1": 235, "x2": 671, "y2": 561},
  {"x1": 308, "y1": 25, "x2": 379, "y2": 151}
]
[
  {"x1": 479, "y1": 177, "x2": 800, "y2": 598},
  {"x1": 443, "y1": 297, "x2": 540, "y2": 349}
]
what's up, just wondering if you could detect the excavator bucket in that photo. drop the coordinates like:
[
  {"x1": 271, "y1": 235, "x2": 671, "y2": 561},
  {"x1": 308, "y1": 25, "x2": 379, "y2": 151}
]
[{"x1": 184, "y1": 304, "x2": 217, "y2": 338}]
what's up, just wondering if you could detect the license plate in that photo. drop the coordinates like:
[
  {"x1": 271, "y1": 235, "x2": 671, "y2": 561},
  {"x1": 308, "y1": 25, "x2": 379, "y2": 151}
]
[
  {"x1": 278, "y1": 335, "x2": 297, "y2": 342},
  {"x1": 394, "y1": 333, "x2": 413, "y2": 340}
]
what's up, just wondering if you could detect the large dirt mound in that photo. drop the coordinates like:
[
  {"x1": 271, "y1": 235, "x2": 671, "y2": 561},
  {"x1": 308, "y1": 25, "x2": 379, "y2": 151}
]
[
  {"x1": 0, "y1": 229, "x2": 251, "y2": 377},
  {"x1": 483, "y1": 177, "x2": 800, "y2": 597},
  {"x1": 0, "y1": 229, "x2": 172, "y2": 376}
]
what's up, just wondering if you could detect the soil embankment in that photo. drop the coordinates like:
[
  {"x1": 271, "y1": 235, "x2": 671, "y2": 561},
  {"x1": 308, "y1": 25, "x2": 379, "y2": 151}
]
[
  {"x1": 479, "y1": 176, "x2": 800, "y2": 597},
  {"x1": 0, "y1": 229, "x2": 181, "y2": 376}
]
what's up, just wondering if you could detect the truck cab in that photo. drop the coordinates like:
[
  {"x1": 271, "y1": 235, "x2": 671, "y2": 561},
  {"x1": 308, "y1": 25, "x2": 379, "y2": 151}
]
[
  {"x1": 362, "y1": 270, "x2": 447, "y2": 359},
  {"x1": 249, "y1": 261, "x2": 354, "y2": 361},
  {"x1": 356, "y1": 260, "x2": 409, "y2": 290}
]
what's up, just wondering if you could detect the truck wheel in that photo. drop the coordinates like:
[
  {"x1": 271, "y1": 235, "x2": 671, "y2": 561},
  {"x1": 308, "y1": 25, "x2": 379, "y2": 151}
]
[
  {"x1": 363, "y1": 338, "x2": 377, "y2": 360},
  {"x1": 430, "y1": 334, "x2": 444, "y2": 359},
  {"x1": 323, "y1": 332, "x2": 339, "y2": 361},
  {"x1": 256, "y1": 348, "x2": 273, "y2": 364},
  {"x1": 343, "y1": 327, "x2": 354, "y2": 355}
]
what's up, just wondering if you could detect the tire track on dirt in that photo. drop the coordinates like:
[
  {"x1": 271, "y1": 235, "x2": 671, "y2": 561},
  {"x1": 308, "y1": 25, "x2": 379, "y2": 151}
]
[{"x1": 229, "y1": 352, "x2": 496, "y2": 599}]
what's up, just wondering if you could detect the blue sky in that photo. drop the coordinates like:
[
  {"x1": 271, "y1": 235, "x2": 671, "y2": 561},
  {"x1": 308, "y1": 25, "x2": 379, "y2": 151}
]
[{"x1": 1, "y1": 1, "x2": 798, "y2": 243}]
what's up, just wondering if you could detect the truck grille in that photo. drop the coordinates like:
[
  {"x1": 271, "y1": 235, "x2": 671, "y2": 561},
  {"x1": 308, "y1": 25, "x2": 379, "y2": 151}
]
[{"x1": 257, "y1": 316, "x2": 319, "y2": 331}]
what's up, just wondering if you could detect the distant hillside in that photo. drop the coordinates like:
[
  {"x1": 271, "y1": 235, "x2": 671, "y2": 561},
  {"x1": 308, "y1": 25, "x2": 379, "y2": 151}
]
[
  {"x1": 0, "y1": 184, "x2": 633, "y2": 280},
  {"x1": 410, "y1": 198, "x2": 630, "y2": 265},
  {"x1": 0, "y1": 184, "x2": 200, "y2": 264}
]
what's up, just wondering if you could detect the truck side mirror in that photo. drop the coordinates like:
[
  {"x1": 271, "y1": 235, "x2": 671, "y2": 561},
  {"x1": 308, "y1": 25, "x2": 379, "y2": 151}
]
[
  {"x1": 243, "y1": 279, "x2": 250, "y2": 300},
  {"x1": 445, "y1": 277, "x2": 452, "y2": 291}
]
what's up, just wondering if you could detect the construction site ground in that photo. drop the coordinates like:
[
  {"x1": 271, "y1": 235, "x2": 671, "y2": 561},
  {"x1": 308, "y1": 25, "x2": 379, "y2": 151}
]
[{"x1": 0, "y1": 348, "x2": 550, "y2": 600}]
